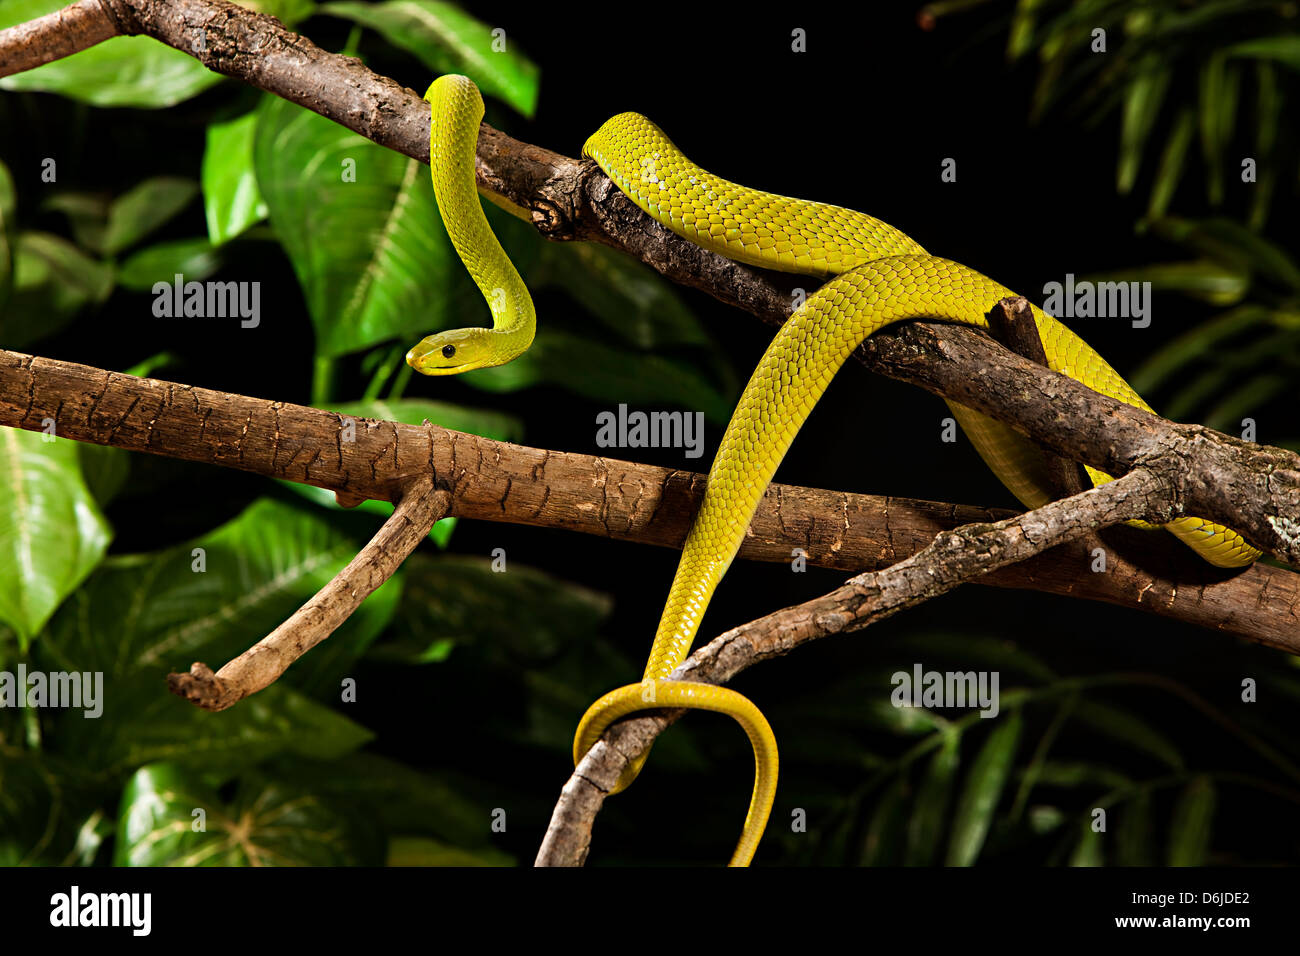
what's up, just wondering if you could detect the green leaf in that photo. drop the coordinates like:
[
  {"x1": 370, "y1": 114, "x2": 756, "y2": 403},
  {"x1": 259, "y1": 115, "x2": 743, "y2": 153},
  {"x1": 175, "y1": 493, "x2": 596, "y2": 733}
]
[
  {"x1": 1146, "y1": 107, "x2": 1194, "y2": 220},
  {"x1": 1068, "y1": 824, "x2": 1104, "y2": 867},
  {"x1": 1128, "y1": 305, "x2": 1272, "y2": 394},
  {"x1": 1198, "y1": 53, "x2": 1239, "y2": 206},
  {"x1": 1168, "y1": 775, "x2": 1216, "y2": 866},
  {"x1": 0, "y1": 158, "x2": 14, "y2": 307},
  {"x1": 1, "y1": 231, "x2": 113, "y2": 348},
  {"x1": 387, "y1": 835, "x2": 513, "y2": 866},
  {"x1": 42, "y1": 192, "x2": 109, "y2": 254},
  {"x1": 905, "y1": 732, "x2": 959, "y2": 866},
  {"x1": 254, "y1": 95, "x2": 464, "y2": 357},
  {"x1": 945, "y1": 710, "x2": 1021, "y2": 866},
  {"x1": 1078, "y1": 260, "x2": 1248, "y2": 307},
  {"x1": 62, "y1": 680, "x2": 373, "y2": 777},
  {"x1": 117, "y1": 238, "x2": 221, "y2": 292},
  {"x1": 272, "y1": 751, "x2": 506, "y2": 849},
  {"x1": 0, "y1": 427, "x2": 111, "y2": 648},
  {"x1": 537, "y1": 237, "x2": 713, "y2": 350},
  {"x1": 319, "y1": 0, "x2": 539, "y2": 116},
  {"x1": 375, "y1": 552, "x2": 612, "y2": 668},
  {"x1": 1116, "y1": 788, "x2": 1155, "y2": 866},
  {"x1": 0, "y1": 0, "x2": 223, "y2": 108},
  {"x1": 77, "y1": 442, "x2": 130, "y2": 507},
  {"x1": 465, "y1": 327, "x2": 734, "y2": 424},
  {"x1": 115, "y1": 763, "x2": 377, "y2": 866},
  {"x1": 1073, "y1": 700, "x2": 1183, "y2": 771},
  {"x1": 1117, "y1": 59, "x2": 1171, "y2": 194},
  {"x1": 1225, "y1": 36, "x2": 1300, "y2": 72},
  {"x1": 103, "y1": 177, "x2": 200, "y2": 256},
  {"x1": 202, "y1": 110, "x2": 269, "y2": 245},
  {"x1": 859, "y1": 777, "x2": 908, "y2": 866},
  {"x1": 36, "y1": 498, "x2": 399, "y2": 696}
]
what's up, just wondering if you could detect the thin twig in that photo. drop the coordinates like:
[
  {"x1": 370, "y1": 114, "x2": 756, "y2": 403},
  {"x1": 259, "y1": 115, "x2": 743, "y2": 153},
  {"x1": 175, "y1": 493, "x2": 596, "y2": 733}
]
[{"x1": 166, "y1": 479, "x2": 449, "y2": 710}]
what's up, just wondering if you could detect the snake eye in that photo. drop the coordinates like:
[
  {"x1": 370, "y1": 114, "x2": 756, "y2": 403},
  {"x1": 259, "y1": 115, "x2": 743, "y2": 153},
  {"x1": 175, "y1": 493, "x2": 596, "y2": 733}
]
[{"x1": 441, "y1": 344, "x2": 456, "y2": 359}]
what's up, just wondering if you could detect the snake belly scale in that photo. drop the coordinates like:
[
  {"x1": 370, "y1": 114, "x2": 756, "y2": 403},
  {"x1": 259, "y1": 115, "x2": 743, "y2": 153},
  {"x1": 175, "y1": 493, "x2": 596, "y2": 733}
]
[{"x1": 411, "y1": 75, "x2": 1262, "y2": 867}]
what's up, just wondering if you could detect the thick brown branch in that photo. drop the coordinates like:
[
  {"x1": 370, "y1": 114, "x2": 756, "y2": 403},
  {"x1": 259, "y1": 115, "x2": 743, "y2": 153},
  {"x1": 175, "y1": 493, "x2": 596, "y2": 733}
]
[
  {"x1": 536, "y1": 468, "x2": 1171, "y2": 866},
  {"x1": 0, "y1": 0, "x2": 114, "y2": 77},
  {"x1": 167, "y1": 479, "x2": 449, "y2": 710},
  {"x1": 2, "y1": 347, "x2": 1299, "y2": 653}
]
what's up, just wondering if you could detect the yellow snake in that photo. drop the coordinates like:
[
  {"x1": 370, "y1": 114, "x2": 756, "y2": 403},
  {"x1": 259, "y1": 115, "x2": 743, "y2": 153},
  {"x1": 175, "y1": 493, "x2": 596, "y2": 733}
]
[{"x1": 408, "y1": 75, "x2": 1262, "y2": 866}]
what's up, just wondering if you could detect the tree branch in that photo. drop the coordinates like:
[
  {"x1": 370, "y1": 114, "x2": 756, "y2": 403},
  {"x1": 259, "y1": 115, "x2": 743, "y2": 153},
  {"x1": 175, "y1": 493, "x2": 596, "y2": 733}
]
[
  {"x1": 166, "y1": 479, "x2": 449, "y2": 711},
  {"x1": 536, "y1": 467, "x2": 1173, "y2": 866},
  {"x1": 0, "y1": 0, "x2": 114, "y2": 77},
  {"x1": 3, "y1": 347, "x2": 1298, "y2": 654}
]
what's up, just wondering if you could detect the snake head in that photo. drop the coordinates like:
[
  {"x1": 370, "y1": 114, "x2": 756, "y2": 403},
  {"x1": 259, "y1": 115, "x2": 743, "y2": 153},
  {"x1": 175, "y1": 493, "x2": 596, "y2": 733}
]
[{"x1": 406, "y1": 327, "x2": 503, "y2": 376}]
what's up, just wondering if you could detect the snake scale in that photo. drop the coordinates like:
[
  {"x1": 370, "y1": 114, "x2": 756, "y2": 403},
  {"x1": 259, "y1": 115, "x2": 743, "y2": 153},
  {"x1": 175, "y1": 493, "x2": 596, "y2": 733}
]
[{"x1": 407, "y1": 75, "x2": 1261, "y2": 866}]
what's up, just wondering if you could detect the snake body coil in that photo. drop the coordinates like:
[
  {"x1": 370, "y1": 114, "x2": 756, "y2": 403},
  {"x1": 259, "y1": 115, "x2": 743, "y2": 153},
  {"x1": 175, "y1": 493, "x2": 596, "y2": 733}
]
[{"x1": 413, "y1": 76, "x2": 1262, "y2": 867}]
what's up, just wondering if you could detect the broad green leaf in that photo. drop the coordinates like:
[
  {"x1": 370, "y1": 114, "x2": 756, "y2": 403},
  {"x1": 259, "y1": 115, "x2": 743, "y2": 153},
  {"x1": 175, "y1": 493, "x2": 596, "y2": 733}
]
[
  {"x1": 117, "y1": 238, "x2": 221, "y2": 292},
  {"x1": 0, "y1": 159, "x2": 13, "y2": 307},
  {"x1": 1168, "y1": 775, "x2": 1216, "y2": 866},
  {"x1": 1, "y1": 231, "x2": 113, "y2": 348},
  {"x1": 1073, "y1": 700, "x2": 1183, "y2": 770},
  {"x1": 905, "y1": 732, "x2": 959, "y2": 866},
  {"x1": 59, "y1": 679, "x2": 373, "y2": 777},
  {"x1": 36, "y1": 497, "x2": 399, "y2": 696},
  {"x1": 203, "y1": 110, "x2": 269, "y2": 245},
  {"x1": 273, "y1": 752, "x2": 506, "y2": 849},
  {"x1": 77, "y1": 442, "x2": 130, "y2": 507},
  {"x1": 115, "y1": 763, "x2": 377, "y2": 866},
  {"x1": 320, "y1": 0, "x2": 539, "y2": 116},
  {"x1": 0, "y1": 427, "x2": 111, "y2": 648},
  {"x1": 254, "y1": 95, "x2": 463, "y2": 357},
  {"x1": 374, "y1": 553, "x2": 612, "y2": 667},
  {"x1": 103, "y1": 177, "x2": 200, "y2": 255},
  {"x1": 0, "y1": 748, "x2": 101, "y2": 865},
  {"x1": 466, "y1": 327, "x2": 734, "y2": 424},
  {"x1": 387, "y1": 836, "x2": 513, "y2": 866},
  {"x1": 945, "y1": 710, "x2": 1021, "y2": 866},
  {"x1": 42, "y1": 192, "x2": 110, "y2": 253},
  {"x1": 0, "y1": 0, "x2": 223, "y2": 108}
]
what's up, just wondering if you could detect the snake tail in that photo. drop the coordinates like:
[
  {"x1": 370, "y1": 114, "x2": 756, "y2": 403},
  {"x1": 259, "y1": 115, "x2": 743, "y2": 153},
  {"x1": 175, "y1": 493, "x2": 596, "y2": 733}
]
[{"x1": 574, "y1": 680, "x2": 777, "y2": 867}]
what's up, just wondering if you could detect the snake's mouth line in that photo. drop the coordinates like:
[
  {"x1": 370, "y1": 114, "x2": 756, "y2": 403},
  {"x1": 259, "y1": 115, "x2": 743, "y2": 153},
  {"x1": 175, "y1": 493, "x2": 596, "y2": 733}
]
[{"x1": 405, "y1": 351, "x2": 491, "y2": 376}]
